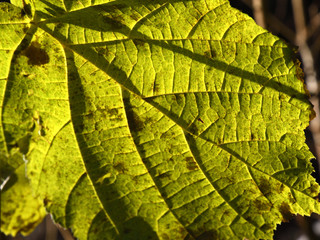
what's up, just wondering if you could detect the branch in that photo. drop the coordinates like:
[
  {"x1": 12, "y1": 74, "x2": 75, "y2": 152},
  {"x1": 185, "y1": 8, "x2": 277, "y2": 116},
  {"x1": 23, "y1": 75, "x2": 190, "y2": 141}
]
[
  {"x1": 252, "y1": 0, "x2": 266, "y2": 28},
  {"x1": 292, "y1": 0, "x2": 320, "y2": 170}
]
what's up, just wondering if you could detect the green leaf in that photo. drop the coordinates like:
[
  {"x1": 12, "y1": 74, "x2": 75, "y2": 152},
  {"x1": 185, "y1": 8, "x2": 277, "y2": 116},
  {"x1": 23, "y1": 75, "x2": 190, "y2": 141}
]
[
  {"x1": 1, "y1": 0, "x2": 319, "y2": 239},
  {"x1": 0, "y1": 2, "x2": 30, "y2": 183},
  {"x1": 0, "y1": 164, "x2": 46, "y2": 236}
]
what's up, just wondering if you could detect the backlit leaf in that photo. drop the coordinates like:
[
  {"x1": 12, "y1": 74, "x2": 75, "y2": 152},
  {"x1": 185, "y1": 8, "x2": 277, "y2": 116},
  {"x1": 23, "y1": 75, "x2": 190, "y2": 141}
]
[
  {"x1": 1, "y1": 0, "x2": 319, "y2": 239},
  {"x1": 0, "y1": 164, "x2": 46, "y2": 236}
]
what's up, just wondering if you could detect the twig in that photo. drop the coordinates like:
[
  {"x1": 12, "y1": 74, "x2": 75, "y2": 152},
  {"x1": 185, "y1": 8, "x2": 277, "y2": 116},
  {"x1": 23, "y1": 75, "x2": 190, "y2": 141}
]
[
  {"x1": 296, "y1": 215, "x2": 318, "y2": 240},
  {"x1": 46, "y1": 215, "x2": 58, "y2": 240},
  {"x1": 56, "y1": 224, "x2": 75, "y2": 240},
  {"x1": 291, "y1": 0, "x2": 307, "y2": 43},
  {"x1": 252, "y1": 0, "x2": 266, "y2": 28},
  {"x1": 308, "y1": 13, "x2": 320, "y2": 39},
  {"x1": 291, "y1": 2, "x2": 320, "y2": 238},
  {"x1": 292, "y1": 0, "x2": 320, "y2": 170}
]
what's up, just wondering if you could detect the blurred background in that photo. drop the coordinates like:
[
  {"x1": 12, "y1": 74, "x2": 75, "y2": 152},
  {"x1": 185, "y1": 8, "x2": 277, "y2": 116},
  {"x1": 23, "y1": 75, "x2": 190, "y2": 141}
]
[{"x1": 1, "y1": 0, "x2": 320, "y2": 239}]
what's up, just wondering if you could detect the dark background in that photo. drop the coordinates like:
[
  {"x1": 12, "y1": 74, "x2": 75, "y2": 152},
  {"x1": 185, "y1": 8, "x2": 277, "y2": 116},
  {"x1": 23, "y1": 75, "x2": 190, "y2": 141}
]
[{"x1": 1, "y1": 0, "x2": 320, "y2": 239}]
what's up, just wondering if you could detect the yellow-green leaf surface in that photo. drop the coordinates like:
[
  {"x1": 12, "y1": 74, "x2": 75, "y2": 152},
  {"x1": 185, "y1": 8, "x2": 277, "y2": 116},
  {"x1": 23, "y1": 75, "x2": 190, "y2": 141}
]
[
  {"x1": 1, "y1": 164, "x2": 46, "y2": 236},
  {"x1": 0, "y1": 2, "x2": 30, "y2": 183},
  {"x1": 1, "y1": 0, "x2": 319, "y2": 239}
]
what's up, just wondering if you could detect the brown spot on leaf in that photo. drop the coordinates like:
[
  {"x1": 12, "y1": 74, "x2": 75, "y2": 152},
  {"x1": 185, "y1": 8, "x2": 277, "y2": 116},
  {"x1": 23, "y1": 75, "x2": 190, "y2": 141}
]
[
  {"x1": 253, "y1": 199, "x2": 271, "y2": 212},
  {"x1": 16, "y1": 216, "x2": 23, "y2": 224},
  {"x1": 258, "y1": 177, "x2": 271, "y2": 195},
  {"x1": 308, "y1": 183, "x2": 320, "y2": 196},
  {"x1": 279, "y1": 202, "x2": 294, "y2": 222},
  {"x1": 2, "y1": 210, "x2": 15, "y2": 217},
  {"x1": 23, "y1": 42, "x2": 49, "y2": 65},
  {"x1": 95, "y1": 47, "x2": 110, "y2": 56},
  {"x1": 158, "y1": 172, "x2": 172, "y2": 179},
  {"x1": 197, "y1": 118, "x2": 204, "y2": 123},
  {"x1": 288, "y1": 192, "x2": 296, "y2": 204},
  {"x1": 204, "y1": 49, "x2": 216, "y2": 59},
  {"x1": 126, "y1": 109, "x2": 144, "y2": 131},
  {"x1": 107, "y1": 108, "x2": 119, "y2": 117},
  {"x1": 86, "y1": 112, "x2": 94, "y2": 119},
  {"x1": 185, "y1": 157, "x2": 199, "y2": 171},
  {"x1": 114, "y1": 162, "x2": 127, "y2": 174},
  {"x1": 260, "y1": 223, "x2": 274, "y2": 232},
  {"x1": 294, "y1": 59, "x2": 304, "y2": 82},
  {"x1": 130, "y1": 12, "x2": 140, "y2": 21},
  {"x1": 20, "y1": 221, "x2": 40, "y2": 233},
  {"x1": 153, "y1": 82, "x2": 161, "y2": 93},
  {"x1": 133, "y1": 39, "x2": 147, "y2": 47},
  {"x1": 102, "y1": 16, "x2": 124, "y2": 30},
  {"x1": 160, "y1": 233, "x2": 170, "y2": 240},
  {"x1": 43, "y1": 196, "x2": 52, "y2": 206},
  {"x1": 309, "y1": 108, "x2": 316, "y2": 121}
]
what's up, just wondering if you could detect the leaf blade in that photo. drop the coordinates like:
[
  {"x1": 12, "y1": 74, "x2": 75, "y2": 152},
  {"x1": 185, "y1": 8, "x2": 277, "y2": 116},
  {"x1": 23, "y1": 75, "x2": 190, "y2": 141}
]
[{"x1": 1, "y1": 0, "x2": 319, "y2": 239}]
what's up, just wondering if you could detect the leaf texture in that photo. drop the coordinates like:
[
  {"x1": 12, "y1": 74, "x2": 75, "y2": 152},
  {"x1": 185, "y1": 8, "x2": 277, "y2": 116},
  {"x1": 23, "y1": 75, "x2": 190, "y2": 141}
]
[
  {"x1": 1, "y1": 0, "x2": 319, "y2": 239},
  {"x1": 0, "y1": 3, "x2": 30, "y2": 183},
  {"x1": 0, "y1": 164, "x2": 46, "y2": 236}
]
